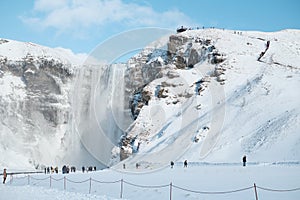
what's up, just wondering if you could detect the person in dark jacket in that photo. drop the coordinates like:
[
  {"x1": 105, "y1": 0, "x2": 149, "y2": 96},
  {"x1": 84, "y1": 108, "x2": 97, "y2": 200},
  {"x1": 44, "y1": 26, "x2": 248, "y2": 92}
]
[
  {"x1": 184, "y1": 160, "x2": 188, "y2": 168},
  {"x1": 242, "y1": 155, "x2": 247, "y2": 166},
  {"x1": 3, "y1": 169, "x2": 7, "y2": 184},
  {"x1": 170, "y1": 161, "x2": 174, "y2": 168}
]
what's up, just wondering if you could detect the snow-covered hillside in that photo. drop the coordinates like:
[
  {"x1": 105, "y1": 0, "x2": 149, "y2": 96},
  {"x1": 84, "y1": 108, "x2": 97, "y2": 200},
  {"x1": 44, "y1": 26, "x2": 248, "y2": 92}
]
[
  {"x1": 0, "y1": 29, "x2": 300, "y2": 171},
  {"x1": 115, "y1": 29, "x2": 300, "y2": 171}
]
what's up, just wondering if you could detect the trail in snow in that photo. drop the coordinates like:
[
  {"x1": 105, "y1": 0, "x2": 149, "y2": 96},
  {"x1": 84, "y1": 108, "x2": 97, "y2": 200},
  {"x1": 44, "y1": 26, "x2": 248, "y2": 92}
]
[{"x1": 2, "y1": 164, "x2": 300, "y2": 200}]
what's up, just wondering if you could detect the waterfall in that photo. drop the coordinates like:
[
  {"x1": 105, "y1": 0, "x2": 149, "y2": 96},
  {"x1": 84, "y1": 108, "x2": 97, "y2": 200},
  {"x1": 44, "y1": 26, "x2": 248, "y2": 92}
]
[
  {"x1": 63, "y1": 28, "x2": 172, "y2": 168},
  {"x1": 66, "y1": 63, "x2": 132, "y2": 168}
]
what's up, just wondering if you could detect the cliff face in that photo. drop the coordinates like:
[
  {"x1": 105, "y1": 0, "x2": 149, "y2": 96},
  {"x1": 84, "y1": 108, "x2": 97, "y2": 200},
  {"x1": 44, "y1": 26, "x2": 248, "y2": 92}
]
[
  {"x1": 0, "y1": 58, "x2": 74, "y2": 168},
  {"x1": 119, "y1": 30, "x2": 227, "y2": 160}
]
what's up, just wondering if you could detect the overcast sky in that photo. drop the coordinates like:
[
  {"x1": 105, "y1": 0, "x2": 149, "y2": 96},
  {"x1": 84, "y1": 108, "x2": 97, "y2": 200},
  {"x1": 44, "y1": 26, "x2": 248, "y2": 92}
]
[{"x1": 1, "y1": 0, "x2": 299, "y2": 54}]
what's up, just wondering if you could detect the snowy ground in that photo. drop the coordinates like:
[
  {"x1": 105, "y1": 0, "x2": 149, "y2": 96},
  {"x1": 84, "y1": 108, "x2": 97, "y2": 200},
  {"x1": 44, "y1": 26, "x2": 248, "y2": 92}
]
[{"x1": 1, "y1": 163, "x2": 300, "y2": 200}]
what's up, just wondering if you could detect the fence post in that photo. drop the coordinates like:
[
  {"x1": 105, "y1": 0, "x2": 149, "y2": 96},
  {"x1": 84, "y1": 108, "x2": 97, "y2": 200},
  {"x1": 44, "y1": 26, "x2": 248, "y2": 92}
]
[
  {"x1": 120, "y1": 179, "x2": 124, "y2": 199},
  {"x1": 28, "y1": 175, "x2": 30, "y2": 185},
  {"x1": 50, "y1": 175, "x2": 52, "y2": 188},
  {"x1": 89, "y1": 177, "x2": 92, "y2": 194},
  {"x1": 254, "y1": 183, "x2": 259, "y2": 200},
  {"x1": 170, "y1": 182, "x2": 172, "y2": 200},
  {"x1": 64, "y1": 176, "x2": 66, "y2": 190}
]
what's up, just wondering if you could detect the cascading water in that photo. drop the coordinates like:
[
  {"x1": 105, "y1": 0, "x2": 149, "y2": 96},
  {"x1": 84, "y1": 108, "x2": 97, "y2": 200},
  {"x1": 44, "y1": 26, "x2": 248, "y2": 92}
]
[
  {"x1": 66, "y1": 63, "x2": 132, "y2": 168},
  {"x1": 63, "y1": 28, "x2": 172, "y2": 168}
]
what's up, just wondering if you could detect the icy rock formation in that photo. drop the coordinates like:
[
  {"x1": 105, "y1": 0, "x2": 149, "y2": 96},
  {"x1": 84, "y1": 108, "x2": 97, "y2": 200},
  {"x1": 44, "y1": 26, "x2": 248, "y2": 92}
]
[
  {"x1": 168, "y1": 34, "x2": 225, "y2": 69},
  {"x1": 0, "y1": 56, "x2": 73, "y2": 168},
  {"x1": 118, "y1": 32, "x2": 228, "y2": 161}
]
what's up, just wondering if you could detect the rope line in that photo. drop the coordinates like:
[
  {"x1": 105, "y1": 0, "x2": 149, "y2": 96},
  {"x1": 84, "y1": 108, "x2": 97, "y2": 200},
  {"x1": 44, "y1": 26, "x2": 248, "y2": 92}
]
[
  {"x1": 172, "y1": 185, "x2": 254, "y2": 194},
  {"x1": 257, "y1": 186, "x2": 300, "y2": 192},
  {"x1": 30, "y1": 176, "x2": 50, "y2": 181},
  {"x1": 66, "y1": 178, "x2": 90, "y2": 184},
  {"x1": 91, "y1": 178, "x2": 121, "y2": 184},
  {"x1": 123, "y1": 180, "x2": 169, "y2": 189},
  {"x1": 51, "y1": 177, "x2": 64, "y2": 181},
  {"x1": 9, "y1": 174, "x2": 300, "y2": 195},
  {"x1": 13, "y1": 176, "x2": 28, "y2": 180}
]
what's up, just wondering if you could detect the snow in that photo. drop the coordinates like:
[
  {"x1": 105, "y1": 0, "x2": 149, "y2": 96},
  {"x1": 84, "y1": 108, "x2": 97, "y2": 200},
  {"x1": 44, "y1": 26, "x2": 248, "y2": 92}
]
[
  {"x1": 1, "y1": 163, "x2": 300, "y2": 199},
  {"x1": 0, "y1": 72, "x2": 26, "y2": 100},
  {"x1": 0, "y1": 185, "x2": 115, "y2": 200},
  {"x1": 0, "y1": 38, "x2": 86, "y2": 66}
]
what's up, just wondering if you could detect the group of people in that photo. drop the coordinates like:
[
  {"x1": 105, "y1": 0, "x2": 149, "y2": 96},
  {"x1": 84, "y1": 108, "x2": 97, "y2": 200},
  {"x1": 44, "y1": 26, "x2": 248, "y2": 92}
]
[
  {"x1": 2, "y1": 156, "x2": 248, "y2": 184},
  {"x1": 44, "y1": 166, "x2": 59, "y2": 174},
  {"x1": 62, "y1": 165, "x2": 76, "y2": 174},
  {"x1": 169, "y1": 156, "x2": 247, "y2": 168},
  {"x1": 43, "y1": 165, "x2": 97, "y2": 174},
  {"x1": 131, "y1": 156, "x2": 247, "y2": 170},
  {"x1": 170, "y1": 160, "x2": 188, "y2": 168},
  {"x1": 81, "y1": 166, "x2": 96, "y2": 173}
]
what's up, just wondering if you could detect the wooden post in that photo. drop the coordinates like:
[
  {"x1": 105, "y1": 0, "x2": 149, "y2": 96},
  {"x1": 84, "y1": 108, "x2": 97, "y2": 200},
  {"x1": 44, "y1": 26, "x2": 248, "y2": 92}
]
[
  {"x1": 170, "y1": 182, "x2": 172, "y2": 200},
  {"x1": 64, "y1": 176, "x2": 66, "y2": 190},
  {"x1": 120, "y1": 179, "x2": 124, "y2": 199},
  {"x1": 89, "y1": 177, "x2": 92, "y2": 194},
  {"x1": 254, "y1": 183, "x2": 259, "y2": 200}
]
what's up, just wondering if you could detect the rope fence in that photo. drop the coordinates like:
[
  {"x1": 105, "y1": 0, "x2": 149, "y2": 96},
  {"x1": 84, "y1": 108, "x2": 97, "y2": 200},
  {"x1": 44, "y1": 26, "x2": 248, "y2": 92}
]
[
  {"x1": 6, "y1": 174, "x2": 300, "y2": 199},
  {"x1": 172, "y1": 184, "x2": 254, "y2": 194},
  {"x1": 123, "y1": 180, "x2": 170, "y2": 189},
  {"x1": 256, "y1": 186, "x2": 300, "y2": 192}
]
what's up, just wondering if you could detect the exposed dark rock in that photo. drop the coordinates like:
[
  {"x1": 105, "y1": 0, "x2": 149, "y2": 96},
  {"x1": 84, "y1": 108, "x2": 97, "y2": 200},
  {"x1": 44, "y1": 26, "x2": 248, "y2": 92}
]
[
  {"x1": 130, "y1": 87, "x2": 152, "y2": 120},
  {"x1": 187, "y1": 48, "x2": 199, "y2": 68},
  {"x1": 157, "y1": 88, "x2": 168, "y2": 98}
]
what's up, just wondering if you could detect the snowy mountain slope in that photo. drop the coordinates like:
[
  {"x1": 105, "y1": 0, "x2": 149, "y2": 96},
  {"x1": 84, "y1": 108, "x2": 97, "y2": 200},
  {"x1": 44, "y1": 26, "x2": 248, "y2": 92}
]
[
  {"x1": 115, "y1": 29, "x2": 300, "y2": 171},
  {"x1": 0, "y1": 29, "x2": 300, "y2": 171}
]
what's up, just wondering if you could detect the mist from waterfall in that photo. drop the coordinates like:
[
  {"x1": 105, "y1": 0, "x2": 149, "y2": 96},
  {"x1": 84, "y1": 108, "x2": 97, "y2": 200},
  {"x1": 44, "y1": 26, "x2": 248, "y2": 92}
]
[{"x1": 66, "y1": 63, "x2": 132, "y2": 168}]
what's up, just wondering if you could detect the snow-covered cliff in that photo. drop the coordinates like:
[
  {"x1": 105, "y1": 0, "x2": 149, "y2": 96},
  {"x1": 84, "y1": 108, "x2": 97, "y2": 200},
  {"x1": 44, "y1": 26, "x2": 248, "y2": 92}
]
[
  {"x1": 115, "y1": 29, "x2": 300, "y2": 171},
  {"x1": 0, "y1": 39, "x2": 85, "y2": 169}
]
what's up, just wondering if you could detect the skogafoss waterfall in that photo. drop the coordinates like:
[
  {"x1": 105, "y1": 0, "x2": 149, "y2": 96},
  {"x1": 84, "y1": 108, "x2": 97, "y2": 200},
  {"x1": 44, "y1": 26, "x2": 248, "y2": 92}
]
[{"x1": 67, "y1": 63, "x2": 132, "y2": 168}]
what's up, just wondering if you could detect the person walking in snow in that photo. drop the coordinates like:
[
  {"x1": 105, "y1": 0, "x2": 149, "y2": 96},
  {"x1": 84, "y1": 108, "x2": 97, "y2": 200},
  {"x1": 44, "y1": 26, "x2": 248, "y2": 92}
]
[
  {"x1": 170, "y1": 161, "x2": 174, "y2": 168},
  {"x1": 2, "y1": 168, "x2": 7, "y2": 184},
  {"x1": 242, "y1": 155, "x2": 247, "y2": 167},
  {"x1": 184, "y1": 160, "x2": 188, "y2": 168}
]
